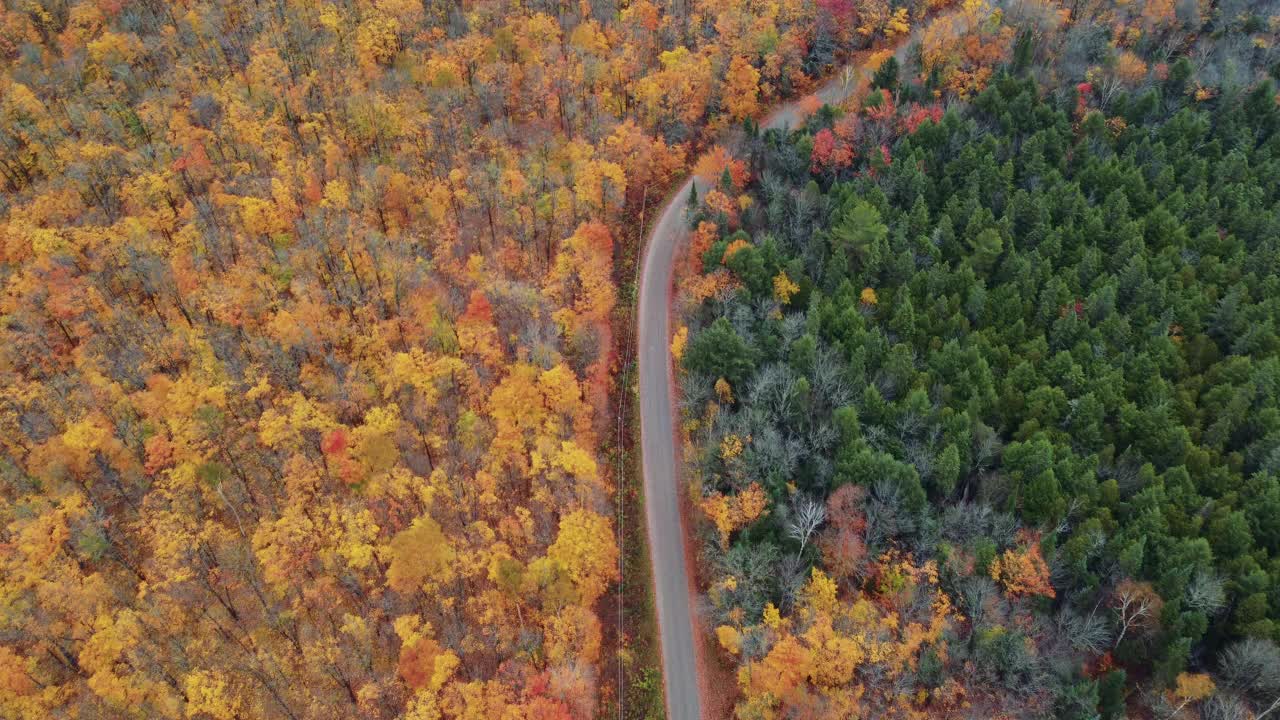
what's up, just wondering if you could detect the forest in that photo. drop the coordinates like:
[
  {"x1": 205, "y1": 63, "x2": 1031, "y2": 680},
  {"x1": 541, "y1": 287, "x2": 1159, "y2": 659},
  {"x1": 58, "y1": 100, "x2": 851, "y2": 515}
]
[
  {"x1": 2, "y1": 0, "x2": 1280, "y2": 718},
  {"x1": 0, "y1": 0, "x2": 953, "y2": 718},
  {"x1": 676, "y1": 1, "x2": 1280, "y2": 718}
]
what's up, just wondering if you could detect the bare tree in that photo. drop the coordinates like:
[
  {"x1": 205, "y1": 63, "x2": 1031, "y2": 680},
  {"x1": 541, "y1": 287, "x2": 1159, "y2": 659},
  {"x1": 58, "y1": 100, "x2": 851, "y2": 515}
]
[
  {"x1": 971, "y1": 421, "x2": 1003, "y2": 473},
  {"x1": 748, "y1": 362, "x2": 801, "y2": 424},
  {"x1": 741, "y1": 421, "x2": 803, "y2": 489},
  {"x1": 865, "y1": 479, "x2": 916, "y2": 547},
  {"x1": 779, "y1": 312, "x2": 807, "y2": 345},
  {"x1": 1200, "y1": 694, "x2": 1251, "y2": 720},
  {"x1": 714, "y1": 541, "x2": 780, "y2": 621},
  {"x1": 1051, "y1": 497, "x2": 1084, "y2": 537},
  {"x1": 906, "y1": 440, "x2": 935, "y2": 482},
  {"x1": 1219, "y1": 638, "x2": 1280, "y2": 720},
  {"x1": 726, "y1": 298, "x2": 758, "y2": 340},
  {"x1": 809, "y1": 347, "x2": 852, "y2": 411},
  {"x1": 786, "y1": 494, "x2": 826, "y2": 556},
  {"x1": 678, "y1": 369, "x2": 716, "y2": 416},
  {"x1": 777, "y1": 553, "x2": 809, "y2": 609},
  {"x1": 958, "y1": 576, "x2": 1000, "y2": 631},
  {"x1": 1058, "y1": 608, "x2": 1112, "y2": 655},
  {"x1": 940, "y1": 502, "x2": 1018, "y2": 547},
  {"x1": 1111, "y1": 579, "x2": 1163, "y2": 648},
  {"x1": 1184, "y1": 570, "x2": 1227, "y2": 615}
]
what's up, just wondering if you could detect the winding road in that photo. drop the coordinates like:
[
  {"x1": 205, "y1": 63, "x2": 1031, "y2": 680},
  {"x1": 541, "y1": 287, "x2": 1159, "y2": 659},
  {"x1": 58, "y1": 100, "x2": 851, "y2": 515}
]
[
  {"x1": 637, "y1": 64, "x2": 871, "y2": 720},
  {"x1": 636, "y1": 20, "x2": 957, "y2": 719}
]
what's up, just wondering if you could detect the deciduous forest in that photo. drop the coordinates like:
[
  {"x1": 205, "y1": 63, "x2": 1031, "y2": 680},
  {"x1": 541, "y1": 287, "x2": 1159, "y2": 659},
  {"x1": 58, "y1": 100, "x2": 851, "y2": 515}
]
[
  {"x1": 677, "y1": 1, "x2": 1280, "y2": 718},
  {"x1": 0, "y1": 0, "x2": 961, "y2": 718},
  {"x1": 3, "y1": 0, "x2": 1280, "y2": 718}
]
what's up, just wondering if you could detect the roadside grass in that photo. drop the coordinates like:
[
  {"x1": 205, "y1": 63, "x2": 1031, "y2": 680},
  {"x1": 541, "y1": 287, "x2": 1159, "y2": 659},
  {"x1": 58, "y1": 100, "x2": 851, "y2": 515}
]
[
  {"x1": 618, "y1": 351, "x2": 666, "y2": 720},
  {"x1": 599, "y1": 197, "x2": 667, "y2": 719}
]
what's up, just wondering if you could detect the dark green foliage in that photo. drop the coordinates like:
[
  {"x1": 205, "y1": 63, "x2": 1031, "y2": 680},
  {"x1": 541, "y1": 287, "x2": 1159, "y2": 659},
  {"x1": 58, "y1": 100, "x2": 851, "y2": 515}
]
[
  {"x1": 683, "y1": 317, "x2": 756, "y2": 387},
  {"x1": 1011, "y1": 29, "x2": 1035, "y2": 75},
  {"x1": 1055, "y1": 677, "x2": 1101, "y2": 720},
  {"x1": 972, "y1": 626, "x2": 1038, "y2": 689},
  {"x1": 917, "y1": 646, "x2": 945, "y2": 689},
  {"x1": 828, "y1": 196, "x2": 889, "y2": 280},
  {"x1": 835, "y1": 445, "x2": 926, "y2": 512},
  {"x1": 724, "y1": 243, "x2": 771, "y2": 297},
  {"x1": 871, "y1": 55, "x2": 899, "y2": 92},
  {"x1": 1098, "y1": 670, "x2": 1127, "y2": 720},
  {"x1": 682, "y1": 70, "x2": 1280, "y2": 709}
]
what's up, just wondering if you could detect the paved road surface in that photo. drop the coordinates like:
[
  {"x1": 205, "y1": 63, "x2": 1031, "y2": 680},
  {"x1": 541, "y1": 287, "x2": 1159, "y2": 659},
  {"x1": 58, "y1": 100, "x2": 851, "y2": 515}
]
[
  {"x1": 636, "y1": 66, "x2": 869, "y2": 720},
  {"x1": 637, "y1": 20, "x2": 958, "y2": 719},
  {"x1": 638, "y1": 169, "x2": 704, "y2": 720}
]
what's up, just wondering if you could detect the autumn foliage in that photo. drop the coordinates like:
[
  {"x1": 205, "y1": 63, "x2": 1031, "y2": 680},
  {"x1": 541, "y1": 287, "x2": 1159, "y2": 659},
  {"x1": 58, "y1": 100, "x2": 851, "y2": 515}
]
[
  {"x1": 988, "y1": 532, "x2": 1056, "y2": 599},
  {"x1": 0, "y1": 0, "x2": 978, "y2": 715}
]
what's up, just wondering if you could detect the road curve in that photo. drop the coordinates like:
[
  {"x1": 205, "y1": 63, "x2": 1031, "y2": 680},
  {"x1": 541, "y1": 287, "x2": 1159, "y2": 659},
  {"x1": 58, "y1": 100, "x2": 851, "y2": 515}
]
[
  {"x1": 635, "y1": 70, "x2": 866, "y2": 720},
  {"x1": 637, "y1": 21, "x2": 956, "y2": 719},
  {"x1": 638, "y1": 170, "x2": 705, "y2": 720}
]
